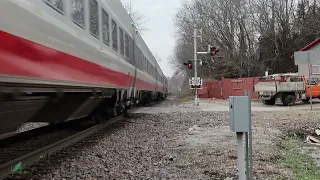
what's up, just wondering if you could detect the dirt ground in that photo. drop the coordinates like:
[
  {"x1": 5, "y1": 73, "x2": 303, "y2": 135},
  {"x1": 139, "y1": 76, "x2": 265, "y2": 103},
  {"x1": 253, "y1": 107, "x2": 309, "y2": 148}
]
[
  {"x1": 45, "y1": 97, "x2": 320, "y2": 179},
  {"x1": 184, "y1": 98, "x2": 320, "y2": 112}
]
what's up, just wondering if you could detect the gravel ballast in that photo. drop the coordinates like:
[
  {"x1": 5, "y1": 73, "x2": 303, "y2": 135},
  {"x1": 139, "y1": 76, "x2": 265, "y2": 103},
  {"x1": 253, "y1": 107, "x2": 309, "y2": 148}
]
[
  {"x1": 37, "y1": 107, "x2": 320, "y2": 179},
  {"x1": 16, "y1": 122, "x2": 49, "y2": 133}
]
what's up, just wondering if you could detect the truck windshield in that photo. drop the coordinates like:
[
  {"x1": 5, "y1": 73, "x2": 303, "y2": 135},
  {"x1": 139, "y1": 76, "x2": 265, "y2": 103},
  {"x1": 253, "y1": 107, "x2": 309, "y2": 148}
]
[{"x1": 307, "y1": 78, "x2": 317, "y2": 85}]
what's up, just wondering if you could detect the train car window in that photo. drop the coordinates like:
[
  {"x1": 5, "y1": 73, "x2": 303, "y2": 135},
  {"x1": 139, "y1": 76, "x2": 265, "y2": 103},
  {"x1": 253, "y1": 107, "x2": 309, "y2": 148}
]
[
  {"x1": 102, "y1": 9, "x2": 110, "y2": 45},
  {"x1": 45, "y1": 0, "x2": 64, "y2": 13},
  {"x1": 119, "y1": 28, "x2": 124, "y2": 55},
  {"x1": 146, "y1": 61, "x2": 148, "y2": 73},
  {"x1": 142, "y1": 55, "x2": 145, "y2": 70},
  {"x1": 144, "y1": 56, "x2": 146, "y2": 70},
  {"x1": 143, "y1": 58, "x2": 145, "y2": 70},
  {"x1": 71, "y1": 0, "x2": 85, "y2": 28},
  {"x1": 141, "y1": 54, "x2": 143, "y2": 69},
  {"x1": 125, "y1": 34, "x2": 129, "y2": 57},
  {"x1": 112, "y1": 20, "x2": 118, "y2": 51},
  {"x1": 89, "y1": 0, "x2": 99, "y2": 38}
]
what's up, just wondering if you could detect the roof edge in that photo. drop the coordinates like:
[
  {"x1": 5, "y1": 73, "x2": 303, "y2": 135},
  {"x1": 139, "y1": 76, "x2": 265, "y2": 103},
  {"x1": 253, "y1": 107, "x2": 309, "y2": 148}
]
[{"x1": 291, "y1": 37, "x2": 320, "y2": 58}]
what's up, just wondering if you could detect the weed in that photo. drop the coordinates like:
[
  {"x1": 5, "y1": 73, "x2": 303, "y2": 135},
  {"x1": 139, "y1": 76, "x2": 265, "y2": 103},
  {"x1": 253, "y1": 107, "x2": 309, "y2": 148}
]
[{"x1": 278, "y1": 137, "x2": 320, "y2": 180}]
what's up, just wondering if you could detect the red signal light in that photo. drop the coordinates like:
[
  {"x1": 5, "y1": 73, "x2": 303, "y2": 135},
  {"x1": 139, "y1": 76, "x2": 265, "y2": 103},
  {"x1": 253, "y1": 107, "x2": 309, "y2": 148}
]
[
  {"x1": 210, "y1": 47, "x2": 219, "y2": 56},
  {"x1": 184, "y1": 60, "x2": 193, "y2": 69}
]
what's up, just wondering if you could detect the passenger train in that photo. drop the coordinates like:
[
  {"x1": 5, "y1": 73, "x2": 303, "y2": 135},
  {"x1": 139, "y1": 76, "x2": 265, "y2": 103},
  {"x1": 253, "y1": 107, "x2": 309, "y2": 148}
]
[{"x1": 0, "y1": 0, "x2": 168, "y2": 135}]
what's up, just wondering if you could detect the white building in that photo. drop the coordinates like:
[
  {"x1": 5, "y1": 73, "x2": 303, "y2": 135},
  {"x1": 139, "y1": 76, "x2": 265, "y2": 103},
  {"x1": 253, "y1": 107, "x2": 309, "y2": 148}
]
[{"x1": 292, "y1": 37, "x2": 320, "y2": 79}]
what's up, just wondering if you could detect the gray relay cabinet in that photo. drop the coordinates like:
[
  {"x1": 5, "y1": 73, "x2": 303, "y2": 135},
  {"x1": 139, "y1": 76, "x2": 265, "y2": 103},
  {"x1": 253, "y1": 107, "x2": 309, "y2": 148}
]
[{"x1": 229, "y1": 96, "x2": 250, "y2": 132}]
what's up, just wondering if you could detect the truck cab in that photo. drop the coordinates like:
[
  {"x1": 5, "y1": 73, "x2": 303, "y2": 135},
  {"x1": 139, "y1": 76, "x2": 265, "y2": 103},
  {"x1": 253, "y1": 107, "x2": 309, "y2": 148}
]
[{"x1": 303, "y1": 78, "x2": 320, "y2": 102}]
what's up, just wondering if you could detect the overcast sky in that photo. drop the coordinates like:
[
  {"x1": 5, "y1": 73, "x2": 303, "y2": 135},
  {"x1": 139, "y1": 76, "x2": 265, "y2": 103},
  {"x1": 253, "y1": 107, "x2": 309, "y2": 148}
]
[{"x1": 129, "y1": 0, "x2": 181, "y2": 77}]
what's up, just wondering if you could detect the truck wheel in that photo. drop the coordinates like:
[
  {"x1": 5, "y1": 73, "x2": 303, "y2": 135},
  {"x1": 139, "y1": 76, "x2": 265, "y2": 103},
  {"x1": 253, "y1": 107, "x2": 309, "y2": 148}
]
[
  {"x1": 264, "y1": 98, "x2": 275, "y2": 105},
  {"x1": 302, "y1": 99, "x2": 310, "y2": 103},
  {"x1": 283, "y1": 95, "x2": 295, "y2": 106}
]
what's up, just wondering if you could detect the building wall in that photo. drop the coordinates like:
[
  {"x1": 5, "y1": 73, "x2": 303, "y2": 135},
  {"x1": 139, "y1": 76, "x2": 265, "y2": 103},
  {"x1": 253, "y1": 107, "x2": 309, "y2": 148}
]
[
  {"x1": 297, "y1": 43, "x2": 320, "y2": 79},
  {"x1": 298, "y1": 64, "x2": 309, "y2": 77}
]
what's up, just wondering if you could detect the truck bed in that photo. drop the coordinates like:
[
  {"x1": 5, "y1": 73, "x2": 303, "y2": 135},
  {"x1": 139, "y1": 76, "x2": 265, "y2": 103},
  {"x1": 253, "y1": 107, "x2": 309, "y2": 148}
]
[{"x1": 254, "y1": 81, "x2": 305, "y2": 93}]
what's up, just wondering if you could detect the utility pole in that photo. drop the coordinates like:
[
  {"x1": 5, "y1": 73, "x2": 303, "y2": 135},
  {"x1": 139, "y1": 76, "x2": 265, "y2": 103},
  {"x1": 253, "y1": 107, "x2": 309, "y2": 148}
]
[
  {"x1": 307, "y1": 53, "x2": 313, "y2": 110},
  {"x1": 184, "y1": 24, "x2": 219, "y2": 106},
  {"x1": 194, "y1": 24, "x2": 199, "y2": 106}
]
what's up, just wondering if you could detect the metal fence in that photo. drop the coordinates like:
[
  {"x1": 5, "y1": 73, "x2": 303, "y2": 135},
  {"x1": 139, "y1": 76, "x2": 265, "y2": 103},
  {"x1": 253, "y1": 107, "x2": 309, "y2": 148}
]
[{"x1": 198, "y1": 77, "x2": 260, "y2": 99}]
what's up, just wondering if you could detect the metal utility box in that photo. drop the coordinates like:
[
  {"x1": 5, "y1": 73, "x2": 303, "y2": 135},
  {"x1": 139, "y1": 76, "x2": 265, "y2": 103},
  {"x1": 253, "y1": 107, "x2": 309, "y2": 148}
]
[{"x1": 229, "y1": 96, "x2": 251, "y2": 132}]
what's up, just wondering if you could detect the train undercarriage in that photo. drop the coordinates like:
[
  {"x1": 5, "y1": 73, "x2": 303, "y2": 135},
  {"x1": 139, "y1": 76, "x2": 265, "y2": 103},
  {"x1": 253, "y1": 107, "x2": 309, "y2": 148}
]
[{"x1": 0, "y1": 82, "x2": 166, "y2": 136}]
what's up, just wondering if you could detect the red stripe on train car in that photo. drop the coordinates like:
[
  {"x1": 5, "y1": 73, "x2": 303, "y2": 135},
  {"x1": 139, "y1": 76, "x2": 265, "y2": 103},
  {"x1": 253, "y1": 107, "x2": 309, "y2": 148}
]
[
  {"x1": 135, "y1": 78, "x2": 156, "y2": 91},
  {"x1": 0, "y1": 30, "x2": 155, "y2": 90}
]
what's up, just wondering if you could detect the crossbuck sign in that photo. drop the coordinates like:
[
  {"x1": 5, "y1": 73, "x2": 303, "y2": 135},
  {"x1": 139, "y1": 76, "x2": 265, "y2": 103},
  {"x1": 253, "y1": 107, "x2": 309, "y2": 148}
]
[{"x1": 189, "y1": 77, "x2": 203, "y2": 89}]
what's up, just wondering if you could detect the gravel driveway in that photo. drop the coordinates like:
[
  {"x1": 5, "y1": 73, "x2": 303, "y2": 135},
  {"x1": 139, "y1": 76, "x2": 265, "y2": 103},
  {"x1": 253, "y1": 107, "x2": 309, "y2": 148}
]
[{"x1": 43, "y1": 98, "x2": 320, "y2": 179}]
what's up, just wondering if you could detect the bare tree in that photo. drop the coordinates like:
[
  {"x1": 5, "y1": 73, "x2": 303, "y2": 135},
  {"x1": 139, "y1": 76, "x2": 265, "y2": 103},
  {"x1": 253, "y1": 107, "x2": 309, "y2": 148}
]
[
  {"x1": 121, "y1": 0, "x2": 148, "y2": 33},
  {"x1": 171, "y1": 0, "x2": 320, "y2": 79},
  {"x1": 172, "y1": 0, "x2": 259, "y2": 79}
]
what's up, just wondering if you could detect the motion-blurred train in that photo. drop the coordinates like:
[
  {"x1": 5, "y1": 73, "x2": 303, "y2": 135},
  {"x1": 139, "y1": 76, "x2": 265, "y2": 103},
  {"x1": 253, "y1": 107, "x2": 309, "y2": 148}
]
[{"x1": 0, "y1": 0, "x2": 168, "y2": 135}]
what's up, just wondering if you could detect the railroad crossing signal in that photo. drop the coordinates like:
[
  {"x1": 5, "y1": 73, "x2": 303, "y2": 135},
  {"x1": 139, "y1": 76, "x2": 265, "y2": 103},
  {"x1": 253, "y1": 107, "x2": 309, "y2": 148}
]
[
  {"x1": 183, "y1": 60, "x2": 193, "y2": 69},
  {"x1": 185, "y1": 59, "x2": 208, "y2": 67},
  {"x1": 209, "y1": 46, "x2": 219, "y2": 56}
]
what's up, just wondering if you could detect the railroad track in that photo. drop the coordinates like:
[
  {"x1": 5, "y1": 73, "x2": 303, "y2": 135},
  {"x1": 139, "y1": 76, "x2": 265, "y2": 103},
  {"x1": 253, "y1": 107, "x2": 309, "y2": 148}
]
[
  {"x1": 0, "y1": 119, "x2": 94, "y2": 164},
  {"x1": 0, "y1": 98, "x2": 163, "y2": 180},
  {"x1": 0, "y1": 115, "x2": 125, "y2": 180}
]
